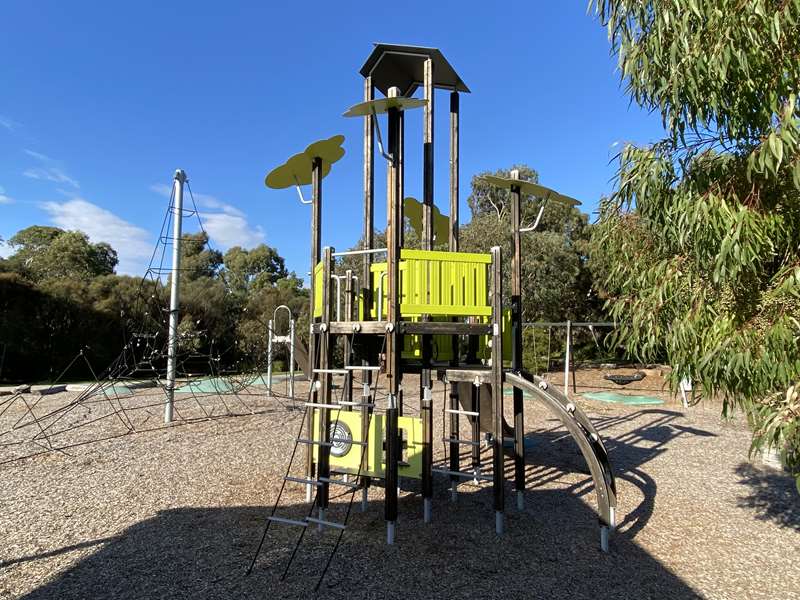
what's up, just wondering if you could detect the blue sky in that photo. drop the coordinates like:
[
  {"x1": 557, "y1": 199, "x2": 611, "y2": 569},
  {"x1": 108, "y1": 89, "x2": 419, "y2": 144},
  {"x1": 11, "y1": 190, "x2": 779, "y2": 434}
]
[{"x1": 0, "y1": 1, "x2": 664, "y2": 277}]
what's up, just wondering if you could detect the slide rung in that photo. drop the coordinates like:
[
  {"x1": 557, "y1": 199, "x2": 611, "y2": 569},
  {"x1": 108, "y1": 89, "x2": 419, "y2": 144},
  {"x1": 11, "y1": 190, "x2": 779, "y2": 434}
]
[
  {"x1": 432, "y1": 468, "x2": 492, "y2": 481},
  {"x1": 344, "y1": 365, "x2": 381, "y2": 371},
  {"x1": 268, "y1": 516, "x2": 308, "y2": 527},
  {"x1": 313, "y1": 369, "x2": 349, "y2": 375},
  {"x1": 285, "y1": 476, "x2": 321, "y2": 486},
  {"x1": 445, "y1": 408, "x2": 479, "y2": 417},
  {"x1": 331, "y1": 438, "x2": 367, "y2": 446},
  {"x1": 444, "y1": 437, "x2": 481, "y2": 447},
  {"x1": 306, "y1": 516, "x2": 346, "y2": 530},
  {"x1": 296, "y1": 438, "x2": 332, "y2": 447},
  {"x1": 337, "y1": 401, "x2": 375, "y2": 408},
  {"x1": 304, "y1": 402, "x2": 341, "y2": 409},
  {"x1": 319, "y1": 476, "x2": 360, "y2": 489}
]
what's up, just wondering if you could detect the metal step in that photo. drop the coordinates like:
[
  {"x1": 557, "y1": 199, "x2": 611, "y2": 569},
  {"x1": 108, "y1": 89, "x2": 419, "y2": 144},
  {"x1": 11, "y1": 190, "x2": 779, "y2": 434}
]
[
  {"x1": 306, "y1": 516, "x2": 346, "y2": 530},
  {"x1": 444, "y1": 408, "x2": 479, "y2": 417},
  {"x1": 319, "y1": 476, "x2": 360, "y2": 489},
  {"x1": 337, "y1": 401, "x2": 375, "y2": 408},
  {"x1": 285, "y1": 476, "x2": 321, "y2": 486},
  {"x1": 268, "y1": 516, "x2": 308, "y2": 527},
  {"x1": 443, "y1": 437, "x2": 481, "y2": 447},
  {"x1": 331, "y1": 438, "x2": 368, "y2": 446},
  {"x1": 344, "y1": 365, "x2": 381, "y2": 371},
  {"x1": 313, "y1": 369, "x2": 349, "y2": 375},
  {"x1": 296, "y1": 438, "x2": 333, "y2": 447},
  {"x1": 432, "y1": 468, "x2": 492, "y2": 481},
  {"x1": 304, "y1": 402, "x2": 341, "y2": 409}
]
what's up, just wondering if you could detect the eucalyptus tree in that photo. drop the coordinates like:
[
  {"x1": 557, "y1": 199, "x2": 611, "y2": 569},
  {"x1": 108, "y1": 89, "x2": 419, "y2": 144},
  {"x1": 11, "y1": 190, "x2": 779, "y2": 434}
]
[{"x1": 590, "y1": 0, "x2": 800, "y2": 481}]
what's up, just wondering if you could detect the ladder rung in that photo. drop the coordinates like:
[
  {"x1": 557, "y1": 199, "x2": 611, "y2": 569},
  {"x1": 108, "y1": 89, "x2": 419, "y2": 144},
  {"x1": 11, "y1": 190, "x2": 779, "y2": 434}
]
[
  {"x1": 296, "y1": 438, "x2": 333, "y2": 447},
  {"x1": 337, "y1": 401, "x2": 375, "y2": 408},
  {"x1": 306, "y1": 516, "x2": 346, "y2": 530},
  {"x1": 443, "y1": 437, "x2": 481, "y2": 447},
  {"x1": 304, "y1": 402, "x2": 341, "y2": 409},
  {"x1": 268, "y1": 516, "x2": 309, "y2": 527},
  {"x1": 314, "y1": 369, "x2": 349, "y2": 375},
  {"x1": 319, "y1": 476, "x2": 360, "y2": 489},
  {"x1": 432, "y1": 468, "x2": 492, "y2": 481},
  {"x1": 344, "y1": 365, "x2": 381, "y2": 371},
  {"x1": 285, "y1": 476, "x2": 321, "y2": 486},
  {"x1": 444, "y1": 408, "x2": 479, "y2": 417},
  {"x1": 331, "y1": 438, "x2": 368, "y2": 446}
]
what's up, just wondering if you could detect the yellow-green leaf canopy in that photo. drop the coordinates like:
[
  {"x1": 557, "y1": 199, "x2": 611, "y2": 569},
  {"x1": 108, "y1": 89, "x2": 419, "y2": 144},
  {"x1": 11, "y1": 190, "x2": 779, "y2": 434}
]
[
  {"x1": 403, "y1": 196, "x2": 450, "y2": 243},
  {"x1": 480, "y1": 175, "x2": 581, "y2": 207},
  {"x1": 264, "y1": 135, "x2": 345, "y2": 189},
  {"x1": 343, "y1": 96, "x2": 426, "y2": 118}
]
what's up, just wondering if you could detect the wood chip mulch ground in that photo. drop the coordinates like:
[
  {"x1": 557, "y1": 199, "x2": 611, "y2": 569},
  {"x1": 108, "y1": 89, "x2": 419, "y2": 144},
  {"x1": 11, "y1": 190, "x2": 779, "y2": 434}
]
[{"x1": 1, "y1": 368, "x2": 798, "y2": 599}]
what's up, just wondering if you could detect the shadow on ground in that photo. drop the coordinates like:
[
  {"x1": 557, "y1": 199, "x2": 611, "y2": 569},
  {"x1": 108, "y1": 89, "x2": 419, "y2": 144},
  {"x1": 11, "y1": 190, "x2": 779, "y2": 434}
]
[
  {"x1": 9, "y1": 406, "x2": 715, "y2": 599},
  {"x1": 11, "y1": 492, "x2": 702, "y2": 600},
  {"x1": 735, "y1": 462, "x2": 800, "y2": 531}
]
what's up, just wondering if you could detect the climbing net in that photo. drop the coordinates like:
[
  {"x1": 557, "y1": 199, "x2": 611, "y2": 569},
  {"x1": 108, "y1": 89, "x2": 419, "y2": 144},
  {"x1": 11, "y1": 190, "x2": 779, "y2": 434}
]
[{"x1": 0, "y1": 179, "x2": 301, "y2": 466}]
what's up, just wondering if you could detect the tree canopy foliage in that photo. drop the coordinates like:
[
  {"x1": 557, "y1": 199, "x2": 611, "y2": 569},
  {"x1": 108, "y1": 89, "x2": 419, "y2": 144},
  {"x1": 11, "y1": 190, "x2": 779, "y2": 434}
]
[
  {"x1": 462, "y1": 164, "x2": 601, "y2": 323},
  {"x1": 0, "y1": 226, "x2": 306, "y2": 381},
  {"x1": 590, "y1": 0, "x2": 800, "y2": 478},
  {"x1": 6, "y1": 226, "x2": 118, "y2": 282}
]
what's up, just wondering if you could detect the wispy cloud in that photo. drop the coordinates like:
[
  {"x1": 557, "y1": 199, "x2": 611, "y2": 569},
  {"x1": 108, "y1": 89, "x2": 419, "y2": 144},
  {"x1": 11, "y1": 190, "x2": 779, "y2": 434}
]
[
  {"x1": 201, "y1": 213, "x2": 265, "y2": 248},
  {"x1": 149, "y1": 183, "x2": 262, "y2": 249},
  {"x1": 0, "y1": 115, "x2": 20, "y2": 131},
  {"x1": 0, "y1": 185, "x2": 11, "y2": 205},
  {"x1": 42, "y1": 198, "x2": 153, "y2": 275},
  {"x1": 23, "y1": 149, "x2": 79, "y2": 189}
]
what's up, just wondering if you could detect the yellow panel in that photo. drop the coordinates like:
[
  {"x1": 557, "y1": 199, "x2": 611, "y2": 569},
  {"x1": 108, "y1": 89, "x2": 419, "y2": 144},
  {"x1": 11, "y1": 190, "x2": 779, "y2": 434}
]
[
  {"x1": 313, "y1": 261, "x2": 324, "y2": 318},
  {"x1": 311, "y1": 411, "x2": 423, "y2": 479},
  {"x1": 366, "y1": 249, "x2": 492, "y2": 318}
]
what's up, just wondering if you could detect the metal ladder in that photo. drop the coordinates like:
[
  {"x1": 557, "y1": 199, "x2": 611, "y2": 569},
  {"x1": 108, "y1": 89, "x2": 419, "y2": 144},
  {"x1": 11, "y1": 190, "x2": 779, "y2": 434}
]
[
  {"x1": 435, "y1": 380, "x2": 491, "y2": 497},
  {"x1": 247, "y1": 364, "x2": 382, "y2": 591}
]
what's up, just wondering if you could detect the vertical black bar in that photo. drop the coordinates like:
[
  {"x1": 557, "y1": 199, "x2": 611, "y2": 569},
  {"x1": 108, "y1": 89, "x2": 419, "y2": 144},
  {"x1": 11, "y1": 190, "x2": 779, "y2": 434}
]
[
  {"x1": 470, "y1": 383, "x2": 480, "y2": 473},
  {"x1": 362, "y1": 77, "x2": 374, "y2": 320},
  {"x1": 306, "y1": 154, "x2": 324, "y2": 484},
  {"x1": 384, "y1": 90, "x2": 401, "y2": 533},
  {"x1": 385, "y1": 404, "x2": 399, "y2": 523},
  {"x1": 510, "y1": 175, "x2": 525, "y2": 502}
]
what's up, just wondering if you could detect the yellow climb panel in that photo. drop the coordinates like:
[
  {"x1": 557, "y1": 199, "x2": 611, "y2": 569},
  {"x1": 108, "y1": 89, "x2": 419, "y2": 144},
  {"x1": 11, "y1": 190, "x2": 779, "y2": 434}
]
[
  {"x1": 312, "y1": 411, "x2": 422, "y2": 478},
  {"x1": 368, "y1": 249, "x2": 492, "y2": 318}
]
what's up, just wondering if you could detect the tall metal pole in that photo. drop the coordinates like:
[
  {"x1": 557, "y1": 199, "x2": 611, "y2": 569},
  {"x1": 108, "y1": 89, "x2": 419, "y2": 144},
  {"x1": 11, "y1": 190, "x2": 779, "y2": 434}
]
[{"x1": 165, "y1": 169, "x2": 186, "y2": 424}]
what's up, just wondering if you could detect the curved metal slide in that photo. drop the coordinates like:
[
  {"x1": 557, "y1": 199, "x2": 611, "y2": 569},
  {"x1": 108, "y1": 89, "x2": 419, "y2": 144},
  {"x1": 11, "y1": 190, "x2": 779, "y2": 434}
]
[{"x1": 505, "y1": 370, "x2": 617, "y2": 529}]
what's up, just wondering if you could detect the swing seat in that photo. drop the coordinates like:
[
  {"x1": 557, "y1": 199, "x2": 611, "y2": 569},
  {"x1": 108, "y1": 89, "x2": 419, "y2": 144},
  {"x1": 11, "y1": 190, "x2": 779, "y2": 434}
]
[{"x1": 604, "y1": 371, "x2": 646, "y2": 386}]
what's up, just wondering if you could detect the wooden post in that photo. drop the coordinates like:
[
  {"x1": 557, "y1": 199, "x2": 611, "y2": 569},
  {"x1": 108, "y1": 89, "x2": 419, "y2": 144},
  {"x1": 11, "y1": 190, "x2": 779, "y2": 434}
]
[
  {"x1": 305, "y1": 156, "x2": 324, "y2": 498},
  {"x1": 317, "y1": 246, "x2": 334, "y2": 520},
  {"x1": 490, "y1": 246, "x2": 505, "y2": 535},
  {"x1": 449, "y1": 91, "x2": 459, "y2": 252},
  {"x1": 422, "y1": 57, "x2": 434, "y2": 249},
  {"x1": 360, "y1": 76, "x2": 375, "y2": 501},
  {"x1": 509, "y1": 170, "x2": 525, "y2": 510},
  {"x1": 384, "y1": 86, "x2": 402, "y2": 544},
  {"x1": 420, "y1": 56, "x2": 435, "y2": 519},
  {"x1": 399, "y1": 109, "x2": 405, "y2": 249}
]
